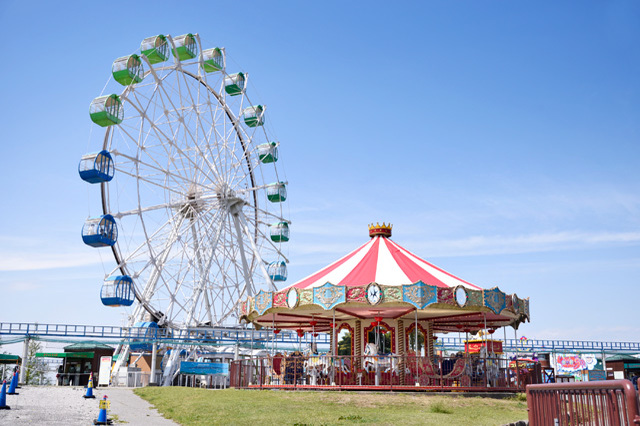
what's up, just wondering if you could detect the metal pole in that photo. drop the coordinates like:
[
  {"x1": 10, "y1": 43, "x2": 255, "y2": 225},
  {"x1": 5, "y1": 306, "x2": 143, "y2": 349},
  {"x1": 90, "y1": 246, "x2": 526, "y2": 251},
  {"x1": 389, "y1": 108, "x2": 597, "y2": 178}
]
[
  {"x1": 331, "y1": 309, "x2": 336, "y2": 386},
  {"x1": 415, "y1": 309, "x2": 419, "y2": 386},
  {"x1": 150, "y1": 342, "x2": 158, "y2": 385},
  {"x1": 19, "y1": 336, "x2": 30, "y2": 384}
]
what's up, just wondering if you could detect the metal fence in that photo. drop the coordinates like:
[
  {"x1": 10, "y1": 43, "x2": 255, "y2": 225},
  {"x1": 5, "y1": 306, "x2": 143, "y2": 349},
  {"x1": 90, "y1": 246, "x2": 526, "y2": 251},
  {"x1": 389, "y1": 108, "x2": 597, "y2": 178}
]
[
  {"x1": 526, "y1": 380, "x2": 640, "y2": 425},
  {"x1": 111, "y1": 370, "x2": 162, "y2": 387},
  {"x1": 177, "y1": 374, "x2": 229, "y2": 389},
  {"x1": 230, "y1": 354, "x2": 540, "y2": 391}
]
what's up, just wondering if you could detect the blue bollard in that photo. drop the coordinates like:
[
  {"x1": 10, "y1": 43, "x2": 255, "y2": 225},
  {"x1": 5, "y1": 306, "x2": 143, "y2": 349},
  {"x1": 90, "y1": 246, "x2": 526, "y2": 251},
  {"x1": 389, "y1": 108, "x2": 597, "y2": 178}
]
[{"x1": 0, "y1": 380, "x2": 10, "y2": 410}]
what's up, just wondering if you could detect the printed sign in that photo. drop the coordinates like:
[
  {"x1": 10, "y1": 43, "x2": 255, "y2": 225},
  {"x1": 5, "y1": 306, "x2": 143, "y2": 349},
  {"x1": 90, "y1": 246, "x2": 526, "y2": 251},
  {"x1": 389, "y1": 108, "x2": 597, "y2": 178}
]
[
  {"x1": 99, "y1": 400, "x2": 111, "y2": 409},
  {"x1": 587, "y1": 370, "x2": 606, "y2": 381},
  {"x1": 98, "y1": 356, "x2": 112, "y2": 386},
  {"x1": 179, "y1": 361, "x2": 229, "y2": 375}
]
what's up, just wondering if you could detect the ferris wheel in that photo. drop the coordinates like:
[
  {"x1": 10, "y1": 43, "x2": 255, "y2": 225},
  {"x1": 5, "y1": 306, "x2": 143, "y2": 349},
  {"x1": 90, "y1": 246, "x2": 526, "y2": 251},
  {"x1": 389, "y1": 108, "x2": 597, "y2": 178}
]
[{"x1": 79, "y1": 33, "x2": 290, "y2": 331}]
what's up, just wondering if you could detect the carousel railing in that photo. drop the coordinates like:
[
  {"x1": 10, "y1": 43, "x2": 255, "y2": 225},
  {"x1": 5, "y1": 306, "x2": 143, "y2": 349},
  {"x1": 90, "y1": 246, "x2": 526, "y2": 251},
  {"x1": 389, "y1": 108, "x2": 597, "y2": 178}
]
[{"x1": 229, "y1": 354, "x2": 541, "y2": 391}]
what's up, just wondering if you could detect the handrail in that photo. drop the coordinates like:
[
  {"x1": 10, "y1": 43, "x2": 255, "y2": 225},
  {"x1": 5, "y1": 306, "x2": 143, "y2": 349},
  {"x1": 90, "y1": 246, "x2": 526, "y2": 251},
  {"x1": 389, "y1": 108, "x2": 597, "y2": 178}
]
[{"x1": 527, "y1": 380, "x2": 640, "y2": 425}]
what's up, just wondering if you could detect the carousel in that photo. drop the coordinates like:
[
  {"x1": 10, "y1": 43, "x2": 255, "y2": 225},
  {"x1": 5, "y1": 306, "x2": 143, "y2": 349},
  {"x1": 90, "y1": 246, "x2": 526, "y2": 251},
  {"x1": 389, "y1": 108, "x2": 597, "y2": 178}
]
[{"x1": 234, "y1": 223, "x2": 532, "y2": 391}]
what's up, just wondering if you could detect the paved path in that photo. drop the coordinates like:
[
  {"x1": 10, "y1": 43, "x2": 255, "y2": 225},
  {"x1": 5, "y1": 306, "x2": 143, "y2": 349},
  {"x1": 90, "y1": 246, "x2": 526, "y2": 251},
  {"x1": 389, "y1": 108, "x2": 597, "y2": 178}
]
[{"x1": 0, "y1": 386, "x2": 178, "y2": 425}]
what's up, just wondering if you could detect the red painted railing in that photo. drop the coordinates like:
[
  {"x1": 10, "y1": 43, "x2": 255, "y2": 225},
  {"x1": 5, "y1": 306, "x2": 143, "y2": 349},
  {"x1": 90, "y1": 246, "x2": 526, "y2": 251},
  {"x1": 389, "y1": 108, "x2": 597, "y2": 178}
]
[{"x1": 526, "y1": 380, "x2": 640, "y2": 425}]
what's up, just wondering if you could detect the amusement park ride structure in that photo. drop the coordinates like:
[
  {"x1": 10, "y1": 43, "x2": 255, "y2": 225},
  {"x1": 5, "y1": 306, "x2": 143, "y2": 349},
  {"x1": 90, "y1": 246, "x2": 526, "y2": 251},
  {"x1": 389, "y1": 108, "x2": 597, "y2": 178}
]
[
  {"x1": 45, "y1": 31, "x2": 634, "y2": 390},
  {"x1": 78, "y1": 32, "x2": 290, "y2": 385}
]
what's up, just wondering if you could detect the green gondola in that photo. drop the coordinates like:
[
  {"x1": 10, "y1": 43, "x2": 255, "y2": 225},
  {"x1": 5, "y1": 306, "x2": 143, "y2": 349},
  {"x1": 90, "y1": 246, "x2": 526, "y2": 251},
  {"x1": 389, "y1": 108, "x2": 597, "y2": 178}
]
[
  {"x1": 243, "y1": 105, "x2": 265, "y2": 127},
  {"x1": 270, "y1": 222, "x2": 290, "y2": 242},
  {"x1": 201, "y1": 47, "x2": 225, "y2": 73},
  {"x1": 257, "y1": 142, "x2": 278, "y2": 163},
  {"x1": 267, "y1": 182, "x2": 286, "y2": 203},
  {"x1": 224, "y1": 73, "x2": 245, "y2": 96},
  {"x1": 172, "y1": 33, "x2": 198, "y2": 61},
  {"x1": 140, "y1": 35, "x2": 170, "y2": 64},
  {"x1": 89, "y1": 94, "x2": 123, "y2": 127},
  {"x1": 112, "y1": 55, "x2": 144, "y2": 86}
]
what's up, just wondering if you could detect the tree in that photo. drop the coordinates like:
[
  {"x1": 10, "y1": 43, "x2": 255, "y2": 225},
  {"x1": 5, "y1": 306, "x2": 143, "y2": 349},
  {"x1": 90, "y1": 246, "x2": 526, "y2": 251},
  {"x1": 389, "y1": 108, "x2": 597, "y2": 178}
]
[
  {"x1": 24, "y1": 340, "x2": 50, "y2": 385},
  {"x1": 0, "y1": 340, "x2": 12, "y2": 382},
  {"x1": 407, "y1": 331, "x2": 425, "y2": 355},
  {"x1": 338, "y1": 332, "x2": 352, "y2": 356}
]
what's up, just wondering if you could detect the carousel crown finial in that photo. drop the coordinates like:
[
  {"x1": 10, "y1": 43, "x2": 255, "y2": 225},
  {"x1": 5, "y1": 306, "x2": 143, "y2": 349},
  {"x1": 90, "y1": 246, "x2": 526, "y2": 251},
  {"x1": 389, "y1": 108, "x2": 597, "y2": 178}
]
[{"x1": 368, "y1": 222, "x2": 392, "y2": 238}]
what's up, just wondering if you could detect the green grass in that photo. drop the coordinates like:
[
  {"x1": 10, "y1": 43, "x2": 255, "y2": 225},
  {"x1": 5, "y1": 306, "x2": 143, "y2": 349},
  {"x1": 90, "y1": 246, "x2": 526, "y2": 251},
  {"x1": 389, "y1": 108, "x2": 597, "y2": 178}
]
[{"x1": 134, "y1": 387, "x2": 528, "y2": 426}]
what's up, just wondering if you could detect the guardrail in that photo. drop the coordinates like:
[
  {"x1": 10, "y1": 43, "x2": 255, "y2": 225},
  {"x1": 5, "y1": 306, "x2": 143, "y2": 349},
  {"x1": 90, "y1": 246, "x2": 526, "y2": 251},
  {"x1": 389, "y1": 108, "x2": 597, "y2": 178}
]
[
  {"x1": 3, "y1": 322, "x2": 640, "y2": 353},
  {"x1": 0, "y1": 322, "x2": 330, "y2": 345},
  {"x1": 526, "y1": 380, "x2": 640, "y2": 425}
]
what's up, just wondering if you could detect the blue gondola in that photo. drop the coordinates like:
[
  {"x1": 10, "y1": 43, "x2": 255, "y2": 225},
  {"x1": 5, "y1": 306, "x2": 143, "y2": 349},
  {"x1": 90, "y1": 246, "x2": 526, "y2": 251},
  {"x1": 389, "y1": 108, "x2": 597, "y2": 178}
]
[
  {"x1": 101, "y1": 275, "x2": 135, "y2": 307},
  {"x1": 131, "y1": 321, "x2": 159, "y2": 352},
  {"x1": 78, "y1": 150, "x2": 115, "y2": 183},
  {"x1": 82, "y1": 215, "x2": 118, "y2": 247},
  {"x1": 268, "y1": 260, "x2": 287, "y2": 282}
]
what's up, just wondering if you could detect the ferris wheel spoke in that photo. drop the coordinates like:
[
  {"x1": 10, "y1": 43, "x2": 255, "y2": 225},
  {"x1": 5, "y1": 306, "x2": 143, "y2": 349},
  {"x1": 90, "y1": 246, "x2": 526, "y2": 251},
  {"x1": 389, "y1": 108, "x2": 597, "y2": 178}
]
[
  {"x1": 184, "y1": 209, "x2": 227, "y2": 325},
  {"x1": 111, "y1": 163, "x2": 192, "y2": 199},
  {"x1": 149, "y1": 67, "x2": 207, "y2": 186},
  {"x1": 123, "y1": 93, "x2": 220, "y2": 188}
]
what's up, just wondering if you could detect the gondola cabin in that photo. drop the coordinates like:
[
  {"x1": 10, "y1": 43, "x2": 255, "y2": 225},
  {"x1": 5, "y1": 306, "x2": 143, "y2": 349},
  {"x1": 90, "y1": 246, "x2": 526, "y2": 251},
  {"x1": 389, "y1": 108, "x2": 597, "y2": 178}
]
[
  {"x1": 112, "y1": 54, "x2": 144, "y2": 86},
  {"x1": 201, "y1": 47, "x2": 225, "y2": 72},
  {"x1": 78, "y1": 150, "x2": 114, "y2": 183},
  {"x1": 89, "y1": 94, "x2": 123, "y2": 127},
  {"x1": 224, "y1": 73, "x2": 245, "y2": 96},
  {"x1": 172, "y1": 33, "x2": 197, "y2": 60},
  {"x1": 242, "y1": 105, "x2": 265, "y2": 127},
  {"x1": 268, "y1": 261, "x2": 287, "y2": 282},
  {"x1": 82, "y1": 215, "x2": 118, "y2": 247},
  {"x1": 270, "y1": 222, "x2": 289, "y2": 242},
  {"x1": 266, "y1": 182, "x2": 286, "y2": 203},
  {"x1": 101, "y1": 275, "x2": 135, "y2": 307},
  {"x1": 257, "y1": 142, "x2": 278, "y2": 163},
  {"x1": 140, "y1": 35, "x2": 170, "y2": 64},
  {"x1": 130, "y1": 321, "x2": 159, "y2": 352}
]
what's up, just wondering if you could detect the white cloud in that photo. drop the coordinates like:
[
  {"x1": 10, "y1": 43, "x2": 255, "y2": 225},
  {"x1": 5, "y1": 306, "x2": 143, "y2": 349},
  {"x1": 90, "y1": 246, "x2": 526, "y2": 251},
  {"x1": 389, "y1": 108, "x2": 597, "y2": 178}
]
[
  {"x1": 414, "y1": 230, "x2": 640, "y2": 258},
  {"x1": 0, "y1": 250, "x2": 104, "y2": 272}
]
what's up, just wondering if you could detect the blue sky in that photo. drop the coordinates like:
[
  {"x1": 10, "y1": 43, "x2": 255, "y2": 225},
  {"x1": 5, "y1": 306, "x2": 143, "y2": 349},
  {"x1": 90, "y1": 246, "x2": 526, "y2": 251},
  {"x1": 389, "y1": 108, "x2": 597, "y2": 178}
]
[{"x1": 0, "y1": 1, "x2": 639, "y2": 345}]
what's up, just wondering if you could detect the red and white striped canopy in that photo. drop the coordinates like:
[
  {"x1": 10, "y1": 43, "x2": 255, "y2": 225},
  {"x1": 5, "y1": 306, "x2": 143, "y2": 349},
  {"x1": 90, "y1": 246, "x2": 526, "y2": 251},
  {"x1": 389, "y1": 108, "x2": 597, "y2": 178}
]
[{"x1": 286, "y1": 235, "x2": 482, "y2": 290}]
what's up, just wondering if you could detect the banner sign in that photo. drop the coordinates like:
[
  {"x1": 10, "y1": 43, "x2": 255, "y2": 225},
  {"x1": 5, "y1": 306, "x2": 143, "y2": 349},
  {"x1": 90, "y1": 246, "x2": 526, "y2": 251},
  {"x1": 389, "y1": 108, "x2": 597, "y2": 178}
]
[
  {"x1": 554, "y1": 354, "x2": 598, "y2": 374},
  {"x1": 180, "y1": 361, "x2": 229, "y2": 375}
]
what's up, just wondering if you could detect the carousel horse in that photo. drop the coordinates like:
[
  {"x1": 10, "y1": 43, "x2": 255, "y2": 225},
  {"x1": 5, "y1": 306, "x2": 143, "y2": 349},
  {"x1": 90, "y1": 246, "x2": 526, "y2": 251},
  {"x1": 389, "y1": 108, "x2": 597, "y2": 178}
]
[{"x1": 363, "y1": 344, "x2": 399, "y2": 374}]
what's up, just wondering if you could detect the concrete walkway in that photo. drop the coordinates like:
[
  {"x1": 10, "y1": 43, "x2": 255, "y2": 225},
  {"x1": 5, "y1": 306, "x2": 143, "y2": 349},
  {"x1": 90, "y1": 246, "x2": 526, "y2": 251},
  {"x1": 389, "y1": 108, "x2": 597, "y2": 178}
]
[{"x1": 0, "y1": 385, "x2": 178, "y2": 425}]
